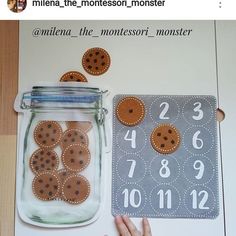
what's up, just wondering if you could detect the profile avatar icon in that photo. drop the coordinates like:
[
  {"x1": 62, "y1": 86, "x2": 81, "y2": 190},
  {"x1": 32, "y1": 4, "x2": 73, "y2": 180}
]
[{"x1": 8, "y1": 0, "x2": 27, "y2": 13}]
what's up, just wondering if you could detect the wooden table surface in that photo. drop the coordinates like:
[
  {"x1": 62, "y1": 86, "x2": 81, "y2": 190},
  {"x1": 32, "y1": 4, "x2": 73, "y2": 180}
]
[{"x1": 0, "y1": 21, "x2": 19, "y2": 236}]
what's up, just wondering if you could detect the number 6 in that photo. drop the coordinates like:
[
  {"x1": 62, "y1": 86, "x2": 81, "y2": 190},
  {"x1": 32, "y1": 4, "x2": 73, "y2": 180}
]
[{"x1": 192, "y1": 130, "x2": 203, "y2": 149}]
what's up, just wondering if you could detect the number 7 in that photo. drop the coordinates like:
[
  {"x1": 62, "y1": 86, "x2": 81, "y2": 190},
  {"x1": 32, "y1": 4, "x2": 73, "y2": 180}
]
[{"x1": 127, "y1": 159, "x2": 136, "y2": 178}]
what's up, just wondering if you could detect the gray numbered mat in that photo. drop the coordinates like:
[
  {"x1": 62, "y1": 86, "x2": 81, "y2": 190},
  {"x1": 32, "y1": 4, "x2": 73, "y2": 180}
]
[{"x1": 112, "y1": 95, "x2": 219, "y2": 219}]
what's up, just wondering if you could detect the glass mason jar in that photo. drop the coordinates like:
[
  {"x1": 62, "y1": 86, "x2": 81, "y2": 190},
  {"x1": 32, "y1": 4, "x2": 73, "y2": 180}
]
[{"x1": 15, "y1": 85, "x2": 108, "y2": 227}]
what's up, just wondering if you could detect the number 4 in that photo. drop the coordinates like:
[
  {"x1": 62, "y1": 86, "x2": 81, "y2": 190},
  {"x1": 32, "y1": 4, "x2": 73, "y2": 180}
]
[{"x1": 124, "y1": 130, "x2": 136, "y2": 149}]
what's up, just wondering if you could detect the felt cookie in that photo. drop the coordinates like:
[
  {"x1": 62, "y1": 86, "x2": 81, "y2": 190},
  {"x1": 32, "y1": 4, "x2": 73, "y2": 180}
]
[
  {"x1": 30, "y1": 149, "x2": 59, "y2": 174},
  {"x1": 150, "y1": 124, "x2": 180, "y2": 154},
  {"x1": 34, "y1": 121, "x2": 63, "y2": 148},
  {"x1": 57, "y1": 169, "x2": 75, "y2": 199},
  {"x1": 66, "y1": 121, "x2": 93, "y2": 133},
  {"x1": 116, "y1": 96, "x2": 145, "y2": 126},
  {"x1": 32, "y1": 171, "x2": 60, "y2": 201},
  {"x1": 58, "y1": 169, "x2": 75, "y2": 183},
  {"x1": 60, "y1": 129, "x2": 88, "y2": 150},
  {"x1": 62, "y1": 174, "x2": 90, "y2": 204},
  {"x1": 62, "y1": 144, "x2": 90, "y2": 172},
  {"x1": 82, "y1": 47, "x2": 111, "y2": 75},
  {"x1": 60, "y1": 71, "x2": 87, "y2": 82}
]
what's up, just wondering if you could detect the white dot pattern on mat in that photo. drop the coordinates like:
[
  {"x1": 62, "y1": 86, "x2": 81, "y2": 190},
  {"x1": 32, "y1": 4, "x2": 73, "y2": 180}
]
[{"x1": 112, "y1": 95, "x2": 219, "y2": 219}]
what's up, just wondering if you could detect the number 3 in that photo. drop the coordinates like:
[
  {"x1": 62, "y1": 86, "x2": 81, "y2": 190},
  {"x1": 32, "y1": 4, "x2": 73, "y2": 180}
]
[{"x1": 192, "y1": 102, "x2": 203, "y2": 120}]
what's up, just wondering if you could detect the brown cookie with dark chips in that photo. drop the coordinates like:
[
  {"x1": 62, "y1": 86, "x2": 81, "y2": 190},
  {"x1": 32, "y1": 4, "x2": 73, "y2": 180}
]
[
  {"x1": 30, "y1": 149, "x2": 59, "y2": 174},
  {"x1": 82, "y1": 47, "x2": 111, "y2": 76},
  {"x1": 116, "y1": 96, "x2": 145, "y2": 126},
  {"x1": 150, "y1": 124, "x2": 180, "y2": 154},
  {"x1": 66, "y1": 121, "x2": 93, "y2": 133},
  {"x1": 32, "y1": 171, "x2": 60, "y2": 201},
  {"x1": 62, "y1": 144, "x2": 90, "y2": 172},
  {"x1": 58, "y1": 169, "x2": 75, "y2": 183},
  {"x1": 57, "y1": 169, "x2": 75, "y2": 200},
  {"x1": 60, "y1": 129, "x2": 88, "y2": 150},
  {"x1": 60, "y1": 71, "x2": 87, "y2": 82},
  {"x1": 62, "y1": 175, "x2": 90, "y2": 204},
  {"x1": 34, "y1": 121, "x2": 63, "y2": 148}
]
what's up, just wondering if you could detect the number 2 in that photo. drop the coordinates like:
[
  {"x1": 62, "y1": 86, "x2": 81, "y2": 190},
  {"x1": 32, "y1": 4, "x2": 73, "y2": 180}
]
[{"x1": 159, "y1": 102, "x2": 170, "y2": 120}]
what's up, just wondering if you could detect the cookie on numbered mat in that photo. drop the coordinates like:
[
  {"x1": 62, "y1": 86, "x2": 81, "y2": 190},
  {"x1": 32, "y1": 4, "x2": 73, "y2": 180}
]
[
  {"x1": 151, "y1": 124, "x2": 180, "y2": 154},
  {"x1": 34, "y1": 121, "x2": 63, "y2": 148},
  {"x1": 30, "y1": 149, "x2": 59, "y2": 174},
  {"x1": 60, "y1": 129, "x2": 88, "y2": 150},
  {"x1": 82, "y1": 47, "x2": 111, "y2": 75},
  {"x1": 62, "y1": 174, "x2": 90, "y2": 204},
  {"x1": 62, "y1": 144, "x2": 90, "y2": 172},
  {"x1": 116, "y1": 96, "x2": 145, "y2": 126},
  {"x1": 32, "y1": 171, "x2": 61, "y2": 201},
  {"x1": 60, "y1": 71, "x2": 87, "y2": 82}
]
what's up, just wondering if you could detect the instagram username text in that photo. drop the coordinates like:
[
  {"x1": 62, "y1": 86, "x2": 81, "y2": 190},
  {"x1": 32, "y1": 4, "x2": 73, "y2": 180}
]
[{"x1": 32, "y1": 0, "x2": 166, "y2": 8}]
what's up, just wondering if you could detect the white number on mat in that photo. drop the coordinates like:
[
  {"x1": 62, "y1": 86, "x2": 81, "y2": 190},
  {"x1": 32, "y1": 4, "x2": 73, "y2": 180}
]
[
  {"x1": 190, "y1": 190, "x2": 209, "y2": 210},
  {"x1": 122, "y1": 189, "x2": 142, "y2": 208},
  {"x1": 192, "y1": 102, "x2": 204, "y2": 120},
  {"x1": 124, "y1": 130, "x2": 136, "y2": 149},
  {"x1": 127, "y1": 159, "x2": 137, "y2": 178},
  {"x1": 193, "y1": 160, "x2": 204, "y2": 179},
  {"x1": 159, "y1": 102, "x2": 170, "y2": 120},
  {"x1": 157, "y1": 189, "x2": 172, "y2": 209},
  {"x1": 159, "y1": 159, "x2": 170, "y2": 178},
  {"x1": 192, "y1": 130, "x2": 203, "y2": 149}
]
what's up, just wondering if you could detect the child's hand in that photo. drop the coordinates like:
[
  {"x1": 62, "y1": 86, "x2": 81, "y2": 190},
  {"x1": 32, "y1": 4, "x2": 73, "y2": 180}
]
[{"x1": 115, "y1": 215, "x2": 152, "y2": 236}]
